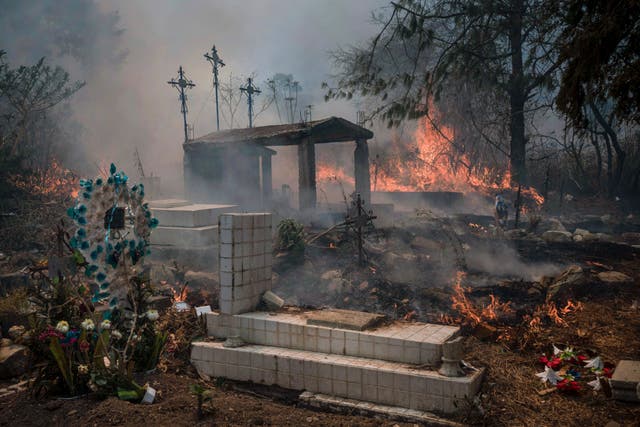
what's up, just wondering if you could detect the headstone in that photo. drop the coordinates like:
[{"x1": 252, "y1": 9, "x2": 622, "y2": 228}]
[{"x1": 610, "y1": 360, "x2": 640, "y2": 402}]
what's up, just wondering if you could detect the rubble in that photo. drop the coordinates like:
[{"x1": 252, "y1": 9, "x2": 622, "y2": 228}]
[
  {"x1": 0, "y1": 341, "x2": 29, "y2": 379},
  {"x1": 597, "y1": 271, "x2": 633, "y2": 284},
  {"x1": 262, "y1": 290, "x2": 285, "y2": 310},
  {"x1": 542, "y1": 230, "x2": 573, "y2": 243}
]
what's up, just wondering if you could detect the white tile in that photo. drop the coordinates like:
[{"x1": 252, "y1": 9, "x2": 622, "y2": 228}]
[
  {"x1": 220, "y1": 243, "x2": 232, "y2": 259},
  {"x1": 220, "y1": 228, "x2": 233, "y2": 244},
  {"x1": 347, "y1": 381, "x2": 363, "y2": 400},
  {"x1": 219, "y1": 271, "x2": 233, "y2": 286},
  {"x1": 333, "y1": 380, "x2": 347, "y2": 396},
  {"x1": 332, "y1": 364, "x2": 347, "y2": 381},
  {"x1": 318, "y1": 378, "x2": 332, "y2": 394},
  {"x1": 220, "y1": 215, "x2": 233, "y2": 229},
  {"x1": 318, "y1": 363, "x2": 332, "y2": 379}
]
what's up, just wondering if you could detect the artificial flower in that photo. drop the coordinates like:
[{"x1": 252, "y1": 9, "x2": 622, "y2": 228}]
[
  {"x1": 111, "y1": 330, "x2": 122, "y2": 339},
  {"x1": 587, "y1": 378, "x2": 602, "y2": 391},
  {"x1": 539, "y1": 355, "x2": 562, "y2": 370},
  {"x1": 81, "y1": 318, "x2": 95, "y2": 331},
  {"x1": 556, "y1": 378, "x2": 581, "y2": 392},
  {"x1": 536, "y1": 366, "x2": 562, "y2": 385},
  {"x1": 56, "y1": 321, "x2": 69, "y2": 334},
  {"x1": 554, "y1": 345, "x2": 576, "y2": 361},
  {"x1": 585, "y1": 356, "x2": 604, "y2": 371},
  {"x1": 146, "y1": 309, "x2": 159, "y2": 321},
  {"x1": 79, "y1": 339, "x2": 90, "y2": 352},
  {"x1": 77, "y1": 364, "x2": 89, "y2": 375},
  {"x1": 100, "y1": 319, "x2": 111, "y2": 330}
]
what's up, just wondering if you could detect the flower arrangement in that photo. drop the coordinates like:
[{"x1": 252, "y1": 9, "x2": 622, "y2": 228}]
[
  {"x1": 29, "y1": 164, "x2": 166, "y2": 401},
  {"x1": 536, "y1": 344, "x2": 614, "y2": 394}
]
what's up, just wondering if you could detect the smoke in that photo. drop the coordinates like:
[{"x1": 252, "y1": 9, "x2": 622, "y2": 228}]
[{"x1": 1, "y1": 0, "x2": 390, "y2": 197}]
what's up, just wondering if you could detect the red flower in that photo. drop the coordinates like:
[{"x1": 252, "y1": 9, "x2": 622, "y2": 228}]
[
  {"x1": 539, "y1": 356, "x2": 563, "y2": 369},
  {"x1": 79, "y1": 340, "x2": 90, "y2": 352},
  {"x1": 556, "y1": 379, "x2": 581, "y2": 392},
  {"x1": 602, "y1": 367, "x2": 613, "y2": 378},
  {"x1": 569, "y1": 355, "x2": 588, "y2": 366}
]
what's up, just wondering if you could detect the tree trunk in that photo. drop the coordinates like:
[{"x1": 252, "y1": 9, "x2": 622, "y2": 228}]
[
  {"x1": 590, "y1": 102, "x2": 625, "y2": 197},
  {"x1": 509, "y1": 0, "x2": 527, "y2": 185}
]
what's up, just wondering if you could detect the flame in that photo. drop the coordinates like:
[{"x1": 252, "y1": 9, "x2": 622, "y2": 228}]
[
  {"x1": 450, "y1": 271, "x2": 513, "y2": 326},
  {"x1": 527, "y1": 300, "x2": 583, "y2": 328},
  {"x1": 317, "y1": 115, "x2": 544, "y2": 207},
  {"x1": 10, "y1": 159, "x2": 79, "y2": 199},
  {"x1": 171, "y1": 284, "x2": 188, "y2": 303}
]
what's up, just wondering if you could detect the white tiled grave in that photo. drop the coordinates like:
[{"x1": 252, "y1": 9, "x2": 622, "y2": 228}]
[
  {"x1": 148, "y1": 202, "x2": 240, "y2": 270},
  {"x1": 190, "y1": 212, "x2": 484, "y2": 414}
]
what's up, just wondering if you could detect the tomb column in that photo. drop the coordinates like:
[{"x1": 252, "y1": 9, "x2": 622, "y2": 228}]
[
  {"x1": 261, "y1": 154, "x2": 272, "y2": 202},
  {"x1": 354, "y1": 138, "x2": 371, "y2": 206},
  {"x1": 298, "y1": 137, "x2": 316, "y2": 210}
]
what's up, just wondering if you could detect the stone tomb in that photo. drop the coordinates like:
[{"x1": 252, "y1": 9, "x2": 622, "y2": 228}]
[
  {"x1": 149, "y1": 200, "x2": 239, "y2": 269},
  {"x1": 191, "y1": 212, "x2": 484, "y2": 414}
]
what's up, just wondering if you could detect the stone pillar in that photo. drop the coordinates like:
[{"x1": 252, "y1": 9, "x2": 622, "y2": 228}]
[
  {"x1": 354, "y1": 139, "x2": 371, "y2": 206},
  {"x1": 261, "y1": 154, "x2": 272, "y2": 202},
  {"x1": 218, "y1": 213, "x2": 273, "y2": 315},
  {"x1": 297, "y1": 138, "x2": 316, "y2": 210},
  {"x1": 183, "y1": 149, "x2": 193, "y2": 200}
]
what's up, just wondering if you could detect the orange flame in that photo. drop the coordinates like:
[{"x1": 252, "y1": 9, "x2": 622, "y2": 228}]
[
  {"x1": 171, "y1": 284, "x2": 188, "y2": 303},
  {"x1": 317, "y1": 115, "x2": 544, "y2": 207},
  {"x1": 10, "y1": 160, "x2": 79, "y2": 199},
  {"x1": 450, "y1": 271, "x2": 513, "y2": 326}
]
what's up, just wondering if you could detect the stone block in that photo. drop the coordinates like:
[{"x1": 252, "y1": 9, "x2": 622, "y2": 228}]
[
  {"x1": 610, "y1": 360, "x2": 640, "y2": 402},
  {"x1": 151, "y1": 204, "x2": 238, "y2": 227},
  {"x1": 151, "y1": 224, "x2": 218, "y2": 247}
]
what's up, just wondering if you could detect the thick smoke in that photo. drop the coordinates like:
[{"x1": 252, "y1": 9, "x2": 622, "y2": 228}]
[{"x1": 1, "y1": 0, "x2": 390, "y2": 197}]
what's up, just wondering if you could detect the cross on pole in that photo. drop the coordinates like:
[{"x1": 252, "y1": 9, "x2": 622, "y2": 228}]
[
  {"x1": 239, "y1": 77, "x2": 261, "y2": 128},
  {"x1": 204, "y1": 45, "x2": 225, "y2": 131},
  {"x1": 167, "y1": 66, "x2": 196, "y2": 142}
]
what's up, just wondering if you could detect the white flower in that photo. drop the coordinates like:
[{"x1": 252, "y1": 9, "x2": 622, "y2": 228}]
[
  {"x1": 111, "y1": 330, "x2": 122, "y2": 339},
  {"x1": 146, "y1": 309, "x2": 159, "y2": 321},
  {"x1": 55, "y1": 321, "x2": 69, "y2": 334},
  {"x1": 81, "y1": 318, "x2": 95, "y2": 331},
  {"x1": 585, "y1": 356, "x2": 604, "y2": 371},
  {"x1": 100, "y1": 320, "x2": 111, "y2": 330},
  {"x1": 552, "y1": 344, "x2": 562, "y2": 355},
  {"x1": 536, "y1": 366, "x2": 562, "y2": 385},
  {"x1": 77, "y1": 364, "x2": 89, "y2": 375},
  {"x1": 588, "y1": 378, "x2": 602, "y2": 390}
]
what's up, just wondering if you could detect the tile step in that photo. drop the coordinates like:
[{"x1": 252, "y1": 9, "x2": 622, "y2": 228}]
[
  {"x1": 206, "y1": 311, "x2": 459, "y2": 366},
  {"x1": 191, "y1": 341, "x2": 484, "y2": 414}
]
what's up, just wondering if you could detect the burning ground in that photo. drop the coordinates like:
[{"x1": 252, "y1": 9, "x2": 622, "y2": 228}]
[{"x1": 269, "y1": 202, "x2": 640, "y2": 425}]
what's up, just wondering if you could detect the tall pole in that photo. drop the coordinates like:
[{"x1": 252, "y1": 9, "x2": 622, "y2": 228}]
[
  {"x1": 239, "y1": 77, "x2": 261, "y2": 128},
  {"x1": 167, "y1": 66, "x2": 196, "y2": 142},
  {"x1": 204, "y1": 45, "x2": 225, "y2": 131}
]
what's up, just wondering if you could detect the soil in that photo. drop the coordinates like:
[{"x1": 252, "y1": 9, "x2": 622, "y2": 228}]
[{"x1": 0, "y1": 370, "x2": 415, "y2": 426}]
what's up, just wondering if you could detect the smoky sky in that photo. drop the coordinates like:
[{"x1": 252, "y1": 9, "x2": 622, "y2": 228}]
[{"x1": 2, "y1": 0, "x2": 391, "y2": 189}]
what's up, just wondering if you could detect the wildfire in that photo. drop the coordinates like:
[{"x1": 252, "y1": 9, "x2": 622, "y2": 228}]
[
  {"x1": 317, "y1": 116, "x2": 544, "y2": 207},
  {"x1": 316, "y1": 164, "x2": 355, "y2": 186},
  {"x1": 528, "y1": 300, "x2": 583, "y2": 328},
  {"x1": 450, "y1": 271, "x2": 513, "y2": 327},
  {"x1": 10, "y1": 159, "x2": 79, "y2": 199}
]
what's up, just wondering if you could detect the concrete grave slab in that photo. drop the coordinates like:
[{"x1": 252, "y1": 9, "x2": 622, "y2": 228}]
[
  {"x1": 151, "y1": 203, "x2": 239, "y2": 227},
  {"x1": 148, "y1": 199, "x2": 191, "y2": 208},
  {"x1": 306, "y1": 308, "x2": 386, "y2": 331},
  {"x1": 610, "y1": 360, "x2": 640, "y2": 402}
]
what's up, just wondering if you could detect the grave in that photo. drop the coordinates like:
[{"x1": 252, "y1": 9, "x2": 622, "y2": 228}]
[
  {"x1": 610, "y1": 360, "x2": 640, "y2": 402},
  {"x1": 148, "y1": 200, "x2": 239, "y2": 270},
  {"x1": 191, "y1": 212, "x2": 485, "y2": 414}
]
